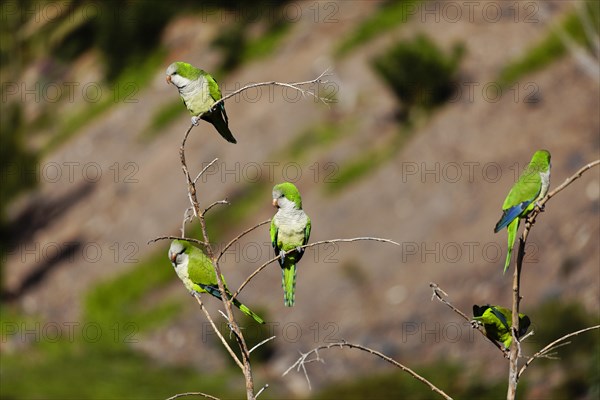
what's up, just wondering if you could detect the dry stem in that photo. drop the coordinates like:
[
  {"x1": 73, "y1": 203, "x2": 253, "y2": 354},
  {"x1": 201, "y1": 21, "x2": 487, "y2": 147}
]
[{"x1": 283, "y1": 341, "x2": 453, "y2": 400}]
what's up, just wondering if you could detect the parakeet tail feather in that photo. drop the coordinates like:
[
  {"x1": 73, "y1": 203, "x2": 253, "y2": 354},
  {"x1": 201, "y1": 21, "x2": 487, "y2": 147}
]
[
  {"x1": 202, "y1": 109, "x2": 237, "y2": 144},
  {"x1": 232, "y1": 298, "x2": 265, "y2": 324},
  {"x1": 503, "y1": 219, "x2": 519, "y2": 273},
  {"x1": 282, "y1": 265, "x2": 296, "y2": 307}
]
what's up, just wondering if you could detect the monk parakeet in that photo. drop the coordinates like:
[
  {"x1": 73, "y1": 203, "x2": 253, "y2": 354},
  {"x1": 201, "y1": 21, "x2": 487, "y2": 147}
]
[
  {"x1": 494, "y1": 150, "x2": 551, "y2": 273},
  {"x1": 473, "y1": 304, "x2": 531, "y2": 349},
  {"x1": 165, "y1": 61, "x2": 237, "y2": 143},
  {"x1": 270, "y1": 182, "x2": 311, "y2": 307},
  {"x1": 169, "y1": 239, "x2": 264, "y2": 324}
]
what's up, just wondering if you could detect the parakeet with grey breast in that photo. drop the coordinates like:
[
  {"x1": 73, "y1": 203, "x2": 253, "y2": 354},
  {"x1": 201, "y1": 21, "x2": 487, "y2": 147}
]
[
  {"x1": 169, "y1": 239, "x2": 264, "y2": 323},
  {"x1": 166, "y1": 61, "x2": 237, "y2": 143},
  {"x1": 270, "y1": 182, "x2": 311, "y2": 307},
  {"x1": 494, "y1": 150, "x2": 551, "y2": 273}
]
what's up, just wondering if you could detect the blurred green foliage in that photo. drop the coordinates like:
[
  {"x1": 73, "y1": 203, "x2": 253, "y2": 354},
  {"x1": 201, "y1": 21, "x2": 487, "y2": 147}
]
[
  {"x1": 499, "y1": 1, "x2": 600, "y2": 87},
  {"x1": 0, "y1": 102, "x2": 38, "y2": 289},
  {"x1": 84, "y1": 245, "x2": 182, "y2": 343},
  {"x1": 93, "y1": 1, "x2": 178, "y2": 81},
  {"x1": 336, "y1": 0, "x2": 422, "y2": 56},
  {"x1": 1, "y1": 338, "x2": 234, "y2": 399},
  {"x1": 373, "y1": 34, "x2": 465, "y2": 120},
  {"x1": 527, "y1": 299, "x2": 600, "y2": 398},
  {"x1": 0, "y1": 242, "x2": 235, "y2": 399},
  {"x1": 211, "y1": 1, "x2": 292, "y2": 73},
  {"x1": 313, "y1": 360, "x2": 522, "y2": 399}
]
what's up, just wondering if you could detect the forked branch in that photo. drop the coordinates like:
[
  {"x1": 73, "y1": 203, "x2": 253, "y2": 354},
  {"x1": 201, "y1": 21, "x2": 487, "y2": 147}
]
[{"x1": 282, "y1": 341, "x2": 453, "y2": 400}]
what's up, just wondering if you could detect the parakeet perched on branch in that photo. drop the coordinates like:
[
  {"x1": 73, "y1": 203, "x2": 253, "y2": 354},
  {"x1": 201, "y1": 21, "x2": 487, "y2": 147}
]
[
  {"x1": 473, "y1": 304, "x2": 531, "y2": 349},
  {"x1": 166, "y1": 61, "x2": 237, "y2": 143},
  {"x1": 494, "y1": 150, "x2": 551, "y2": 273},
  {"x1": 169, "y1": 240, "x2": 264, "y2": 324},
  {"x1": 270, "y1": 182, "x2": 311, "y2": 307}
]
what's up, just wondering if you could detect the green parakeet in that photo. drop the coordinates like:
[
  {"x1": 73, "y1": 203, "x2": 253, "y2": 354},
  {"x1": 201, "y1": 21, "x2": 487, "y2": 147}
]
[
  {"x1": 169, "y1": 239, "x2": 264, "y2": 324},
  {"x1": 473, "y1": 304, "x2": 531, "y2": 349},
  {"x1": 270, "y1": 182, "x2": 311, "y2": 307},
  {"x1": 494, "y1": 150, "x2": 551, "y2": 273},
  {"x1": 166, "y1": 61, "x2": 237, "y2": 143}
]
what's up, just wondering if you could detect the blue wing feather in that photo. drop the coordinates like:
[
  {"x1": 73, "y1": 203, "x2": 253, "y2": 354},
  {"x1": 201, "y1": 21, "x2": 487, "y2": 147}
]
[
  {"x1": 198, "y1": 283, "x2": 222, "y2": 300},
  {"x1": 494, "y1": 200, "x2": 532, "y2": 232}
]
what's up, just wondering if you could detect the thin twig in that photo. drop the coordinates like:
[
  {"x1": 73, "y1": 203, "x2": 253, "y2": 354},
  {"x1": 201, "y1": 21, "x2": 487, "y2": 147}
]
[
  {"x1": 255, "y1": 384, "x2": 269, "y2": 399},
  {"x1": 147, "y1": 236, "x2": 208, "y2": 247},
  {"x1": 249, "y1": 336, "x2": 276, "y2": 354},
  {"x1": 230, "y1": 237, "x2": 400, "y2": 302},
  {"x1": 216, "y1": 220, "x2": 271, "y2": 264},
  {"x1": 213, "y1": 69, "x2": 334, "y2": 110},
  {"x1": 282, "y1": 341, "x2": 453, "y2": 400},
  {"x1": 539, "y1": 159, "x2": 600, "y2": 206},
  {"x1": 203, "y1": 200, "x2": 230, "y2": 216},
  {"x1": 193, "y1": 294, "x2": 243, "y2": 370},
  {"x1": 194, "y1": 158, "x2": 220, "y2": 185},
  {"x1": 166, "y1": 391, "x2": 220, "y2": 400},
  {"x1": 429, "y1": 283, "x2": 507, "y2": 355},
  {"x1": 518, "y1": 325, "x2": 600, "y2": 379},
  {"x1": 181, "y1": 207, "x2": 194, "y2": 236}
]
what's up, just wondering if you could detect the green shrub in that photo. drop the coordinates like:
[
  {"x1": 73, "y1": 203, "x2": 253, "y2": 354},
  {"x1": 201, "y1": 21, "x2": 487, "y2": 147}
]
[{"x1": 372, "y1": 34, "x2": 464, "y2": 119}]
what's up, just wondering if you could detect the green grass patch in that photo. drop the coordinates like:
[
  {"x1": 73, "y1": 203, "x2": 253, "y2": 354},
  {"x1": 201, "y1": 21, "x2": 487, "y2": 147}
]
[
  {"x1": 324, "y1": 125, "x2": 417, "y2": 195},
  {"x1": 312, "y1": 359, "x2": 518, "y2": 399},
  {"x1": 243, "y1": 21, "x2": 291, "y2": 62},
  {"x1": 84, "y1": 244, "x2": 182, "y2": 344},
  {"x1": 0, "y1": 241, "x2": 242, "y2": 400},
  {"x1": 212, "y1": 11, "x2": 292, "y2": 72},
  {"x1": 141, "y1": 98, "x2": 187, "y2": 141},
  {"x1": 336, "y1": 0, "x2": 422, "y2": 57},
  {"x1": 0, "y1": 341, "x2": 235, "y2": 399},
  {"x1": 498, "y1": 3, "x2": 600, "y2": 87},
  {"x1": 205, "y1": 181, "x2": 270, "y2": 242},
  {"x1": 285, "y1": 121, "x2": 348, "y2": 161}
]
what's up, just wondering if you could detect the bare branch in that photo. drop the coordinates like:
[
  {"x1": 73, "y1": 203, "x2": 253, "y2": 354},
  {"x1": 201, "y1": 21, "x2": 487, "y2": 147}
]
[
  {"x1": 194, "y1": 158, "x2": 219, "y2": 185},
  {"x1": 429, "y1": 283, "x2": 507, "y2": 355},
  {"x1": 179, "y1": 114, "x2": 255, "y2": 399},
  {"x1": 192, "y1": 294, "x2": 243, "y2": 370},
  {"x1": 518, "y1": 325, "x2": 600, "y2": 379},
  {"x1": 181, "y1": 207, "x2": 194, "y2": 236},
  {"x1": 216, "y1": 220, "x2": 271, "y2": 264},
  {"x1": 249, "y1": 336, "x2": 276, "y2": 354},
  {"x1": 147, "y1": 236, "x2": 208, "y2": 247},
  {"x1": 166, "y1": 392, "x2": 220, "y2": 400},
  {"x1": 540, "y1": 159, "x2": 600, "y2": 206},
  {"x1": 202, "y1": 200, "x2": 230, "y2": 216},
  {"x1": 255, "y1": 384, "x2": 269, "y2": 399},
  {"x1": 283, "y1": 341, "x2": 453, "y2": 400},
  {"x1": 230, "y1": 237, "x2": 400, "y2": 302},
  {"x1": 213, "y1": 69, "x2": 334, "y2": 110}
]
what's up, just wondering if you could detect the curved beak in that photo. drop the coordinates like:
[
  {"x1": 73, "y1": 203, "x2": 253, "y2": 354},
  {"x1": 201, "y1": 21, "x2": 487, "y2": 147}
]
[
  {"x1": 166, "y1": 75, "x2": 172, "y2": 85},
  {"x1": 169, "y1": 252, "x2": 177, "y2": 265},
  {"x1": 272, "y1": 198, "x2": 278, "y2": 207}
]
